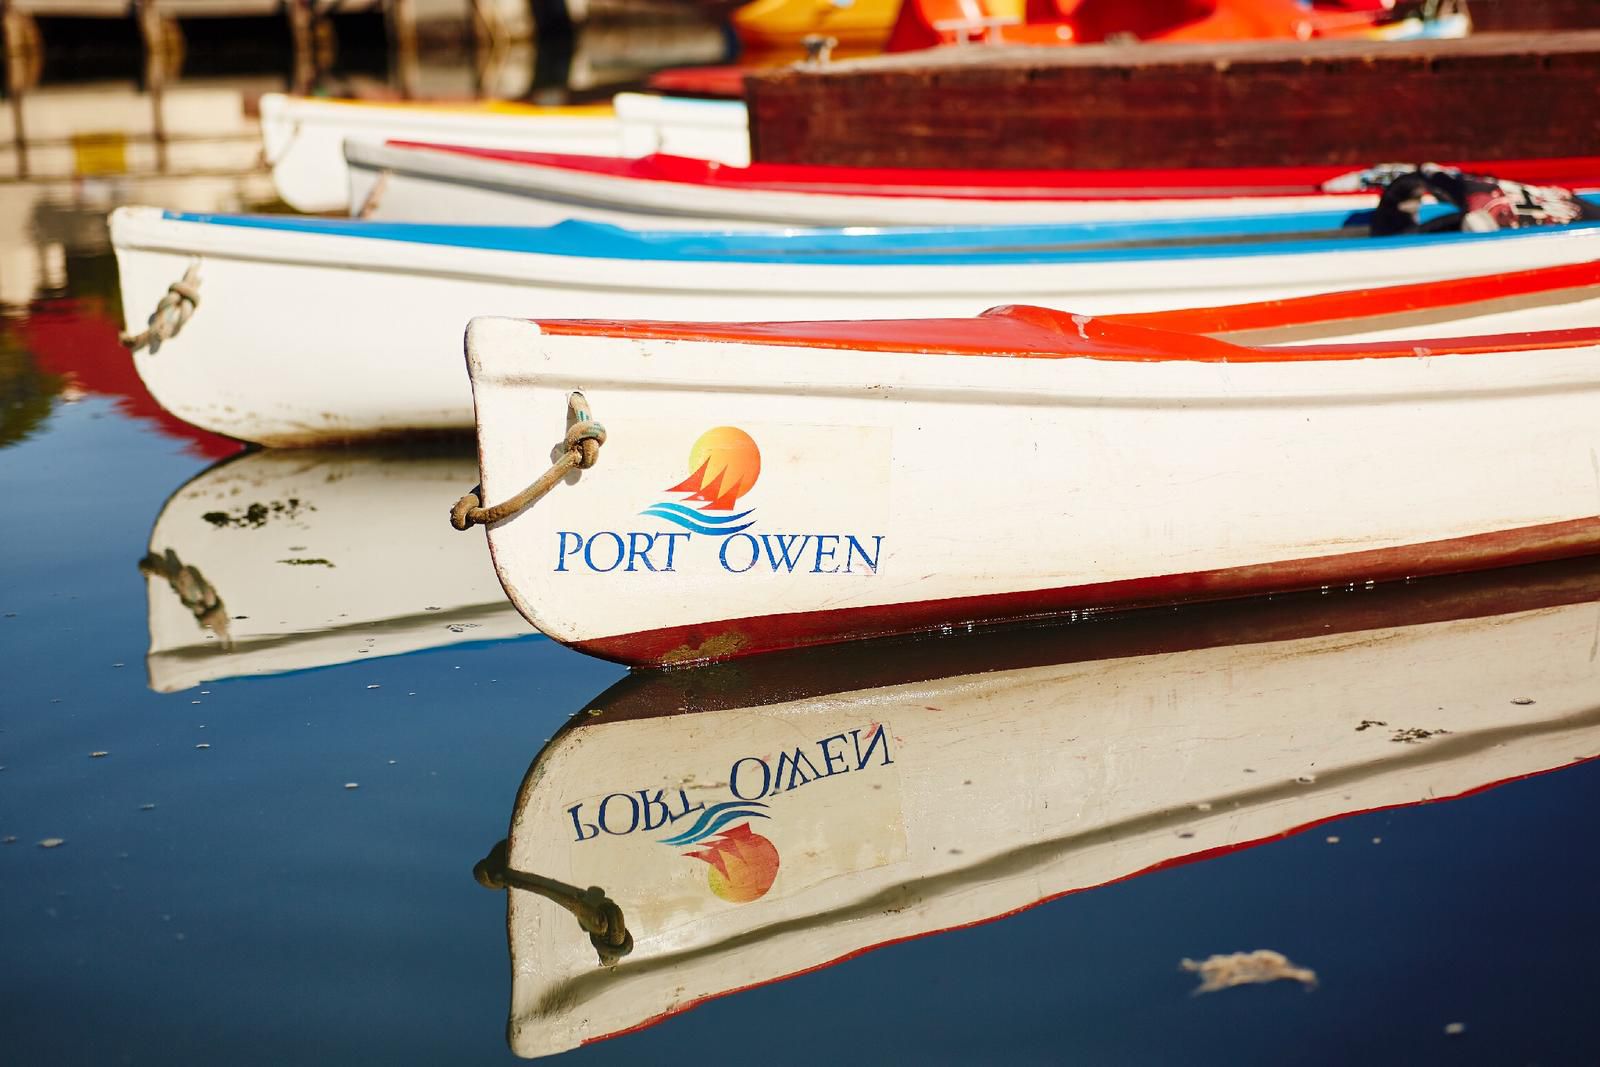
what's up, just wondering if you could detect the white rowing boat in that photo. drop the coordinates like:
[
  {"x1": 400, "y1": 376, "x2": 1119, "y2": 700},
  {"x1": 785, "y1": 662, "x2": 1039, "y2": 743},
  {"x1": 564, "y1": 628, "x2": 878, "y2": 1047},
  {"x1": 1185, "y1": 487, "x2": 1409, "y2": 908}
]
[
  {"x1": 461, "y1": 309, "x2": 1600, "y2": 665},
  {"x1": 141, "y1": 447, "x2": 532, "y2": 693},
  {"x1": 261, "y1": 92, "x2": 750, "y2": 214},
  {"x1": 111, "y1": 206, "x2": 1600, "y2": 446},
  {"x1": 343, "y1": 141, "x2": 1374, "y2": 227},
  {"x1": 345, "y1": 141, "x2": 1600, "y2": 229},
  {"x1": 484, "y1": 560, "x2": 1600, "y2": 1057}
]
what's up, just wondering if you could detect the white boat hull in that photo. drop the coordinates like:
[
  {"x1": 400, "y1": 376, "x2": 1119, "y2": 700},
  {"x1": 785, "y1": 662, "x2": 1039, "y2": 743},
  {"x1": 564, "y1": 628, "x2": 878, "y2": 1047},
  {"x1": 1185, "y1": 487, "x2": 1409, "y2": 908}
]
[
  {"x1": 347, "y1": 140, "x2": 1378, "y2": 228},
  {"x1": 111, "y1": 205, "x2": 1600, "y2": 446},
  {"x1": 465, "y1": 315, "x2": 1600, "y2": 663},
  {"x1": 262, "y1": 92, "x2": 750, "y2": 214}
]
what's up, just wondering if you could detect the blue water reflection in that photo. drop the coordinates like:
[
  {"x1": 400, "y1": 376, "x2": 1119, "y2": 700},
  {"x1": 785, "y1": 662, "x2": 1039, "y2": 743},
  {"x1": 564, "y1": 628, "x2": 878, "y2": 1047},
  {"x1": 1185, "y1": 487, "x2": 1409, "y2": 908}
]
[{"x1": 5, "y1": 234, "x2": 1600, "y2": 1067}]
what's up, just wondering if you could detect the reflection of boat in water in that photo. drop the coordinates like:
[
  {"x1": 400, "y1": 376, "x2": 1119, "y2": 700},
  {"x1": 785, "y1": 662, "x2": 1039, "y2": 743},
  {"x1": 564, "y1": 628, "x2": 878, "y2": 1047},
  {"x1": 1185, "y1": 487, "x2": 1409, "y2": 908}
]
[
  {"x1": 482, "y1": 558, "x2": 1600, "y2": 1058},
  {"x1": 0, "y1": 80, "x2": 268, "y2": 182},
  {"x1": 1, "y1": 167, "x2": 269, "y2": 453},
  {"x1": 23, "y1": 295, "x2": 239, "y2": 459},
  {"x1": 141, "y1": 446, "x2": 534, "y2": 693}
]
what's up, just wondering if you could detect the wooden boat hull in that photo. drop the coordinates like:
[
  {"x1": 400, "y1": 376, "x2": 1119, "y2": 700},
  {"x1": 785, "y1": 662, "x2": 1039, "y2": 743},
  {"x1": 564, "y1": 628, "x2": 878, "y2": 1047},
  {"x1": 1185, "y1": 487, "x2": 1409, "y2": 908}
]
[
  {"x1": 493, "y1": 560, "x2": 1600, "y2": 1057},
  {"x1": 141, "y1": 447, "x2": 533, "y2": 693},
  {"x1": 111, "y1": 206, "x2": 1600, "y2": 446},
  {"x1": 464, "y1": 311, "x2": 1600, "y2": 664},
  {"x1": 260, "y1": 92, "x2": 749, "y2": 214},
  {"x1": 347, "y1": 142, "x2": 1600, "y2": 228}
]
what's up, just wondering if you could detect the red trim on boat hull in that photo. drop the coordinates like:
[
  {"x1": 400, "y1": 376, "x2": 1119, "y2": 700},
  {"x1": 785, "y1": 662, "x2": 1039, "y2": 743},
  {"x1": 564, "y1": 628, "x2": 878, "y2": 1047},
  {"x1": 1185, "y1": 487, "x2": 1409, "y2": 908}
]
[
  {"x1": 571, "y1": 517, "x2": 1600, "y2": 667},
  {"x1": 1111, "y1": 260, "x2": 1600, "y2": 335},
  {"x1": 383, "y1": 141, "x2": 1600, "y2": 202},
  {"x1": 533, "y1": 305, "x2": 1600, "y2": 362}
]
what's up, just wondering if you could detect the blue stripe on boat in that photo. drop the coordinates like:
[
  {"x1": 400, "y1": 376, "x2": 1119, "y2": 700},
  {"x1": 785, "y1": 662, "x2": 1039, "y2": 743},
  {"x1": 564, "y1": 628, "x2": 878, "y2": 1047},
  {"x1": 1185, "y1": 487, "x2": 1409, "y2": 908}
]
[
  {"x1": 161, "y1": 208, "x2": 1600, "y2": 265},
  {"x1": 643, "y1": 97, "x2": 745, "y2": 111}
]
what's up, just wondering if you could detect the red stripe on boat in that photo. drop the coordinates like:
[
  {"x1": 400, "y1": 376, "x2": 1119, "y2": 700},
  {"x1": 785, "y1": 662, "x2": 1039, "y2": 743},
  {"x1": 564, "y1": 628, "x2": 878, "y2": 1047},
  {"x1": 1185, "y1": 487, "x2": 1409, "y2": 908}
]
[
  {"x1": 1111, "y1": 260, "x2": 1600, "y2": 334},
  {"x1": 533, "y1": 306, "x2": 1600, "y2": 361},
  {"x1": 382, "y1": 141, "x2": 1600, "y2": 202},
  {"x1": 571, "y1": 517, "x2": 1600, "y2": 667}
]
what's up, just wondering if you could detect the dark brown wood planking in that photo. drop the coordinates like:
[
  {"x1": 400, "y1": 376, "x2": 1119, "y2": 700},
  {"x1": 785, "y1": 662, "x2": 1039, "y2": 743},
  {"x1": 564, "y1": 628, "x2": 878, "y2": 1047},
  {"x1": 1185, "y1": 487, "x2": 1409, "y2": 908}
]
[
  {"x1": 1468, "y1": 0, "x2": 1600, "y2": 32},
  {"x1": 744, "y1": 31, "x2": 1600, "y2": 169}
]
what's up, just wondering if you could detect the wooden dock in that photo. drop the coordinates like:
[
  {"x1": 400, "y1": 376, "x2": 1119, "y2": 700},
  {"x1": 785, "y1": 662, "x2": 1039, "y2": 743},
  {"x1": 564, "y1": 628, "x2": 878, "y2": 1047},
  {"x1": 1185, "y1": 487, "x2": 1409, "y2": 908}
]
[{"x1": 745, "y1": 31, "x2": 1600, "y2": 170}]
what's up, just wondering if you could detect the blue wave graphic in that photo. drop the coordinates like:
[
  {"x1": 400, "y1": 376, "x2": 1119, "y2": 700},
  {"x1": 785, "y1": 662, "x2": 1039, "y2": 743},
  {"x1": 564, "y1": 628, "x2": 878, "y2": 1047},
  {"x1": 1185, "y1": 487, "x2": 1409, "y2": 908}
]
[
  {"x1": 646, "y1": 502, "x2": 754, "y2": 525},
  {"x1": 642, "y1": 502, "x2": 756, "y2": 537},
  {"x1": 665, "y1": 808, "x2": 770, "y2": 846},
  {"x1": 659, "y1": 799, "x2": 770, "y2": 846},
  {"x1": 660, "y1": 799, "x2": 759, "y2": 844}
]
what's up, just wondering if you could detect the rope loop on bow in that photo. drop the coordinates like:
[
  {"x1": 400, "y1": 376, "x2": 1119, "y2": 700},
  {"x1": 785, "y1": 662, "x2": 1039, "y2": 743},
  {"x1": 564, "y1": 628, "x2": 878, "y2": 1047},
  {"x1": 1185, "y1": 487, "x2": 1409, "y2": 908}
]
[
  {"x1": 121, "y1": 261, "x2": 201, "y2": 354},
  {"x1": 473, "y1": 838, "x2": 633, "y2": 967},
  {"x1": 451, "y1": 392, "x2": 605, "y2": 531}
]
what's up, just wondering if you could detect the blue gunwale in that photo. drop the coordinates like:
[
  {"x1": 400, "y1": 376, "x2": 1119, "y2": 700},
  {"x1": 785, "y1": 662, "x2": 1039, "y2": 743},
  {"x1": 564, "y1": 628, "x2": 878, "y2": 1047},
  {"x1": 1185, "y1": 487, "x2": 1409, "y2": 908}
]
[{"x1": 162, "y1": 209, "x2": 1600, "y2": 266}]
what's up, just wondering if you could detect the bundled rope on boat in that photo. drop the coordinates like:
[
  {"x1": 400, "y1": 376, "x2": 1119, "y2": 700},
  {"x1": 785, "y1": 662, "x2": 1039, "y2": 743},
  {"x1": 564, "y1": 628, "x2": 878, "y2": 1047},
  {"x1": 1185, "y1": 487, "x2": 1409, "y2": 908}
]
[
  {"x1": 451, "y1": 392, "x2": 605, "y2": 530},
  {"x1": 121, "y1": 262, "x2": 201, "y2": 354}
]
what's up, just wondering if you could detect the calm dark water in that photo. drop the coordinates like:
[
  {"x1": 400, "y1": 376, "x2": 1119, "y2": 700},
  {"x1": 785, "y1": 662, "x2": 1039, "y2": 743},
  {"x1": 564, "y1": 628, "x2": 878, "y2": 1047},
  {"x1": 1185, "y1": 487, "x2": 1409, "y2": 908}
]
[{"x1": 5, "y1": 64, "x2": 1600, "y2": 1067}]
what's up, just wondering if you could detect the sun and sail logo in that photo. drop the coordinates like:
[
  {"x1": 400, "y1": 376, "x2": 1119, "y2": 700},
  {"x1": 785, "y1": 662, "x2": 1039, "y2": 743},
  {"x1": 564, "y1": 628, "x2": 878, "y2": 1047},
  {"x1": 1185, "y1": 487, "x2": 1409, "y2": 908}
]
[
  {"x1": 641, "y1": 426, "x2": 762, "y2": 537},
  {"x1": 658, "y1": 799, "x2": 780, "y2": 904}
]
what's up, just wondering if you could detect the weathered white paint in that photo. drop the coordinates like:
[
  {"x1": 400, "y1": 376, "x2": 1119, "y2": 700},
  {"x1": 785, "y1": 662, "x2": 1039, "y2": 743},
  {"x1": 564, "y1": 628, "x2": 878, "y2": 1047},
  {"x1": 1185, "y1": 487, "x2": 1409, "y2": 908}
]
[
  {"x1": 111, "y1": 205, "x2": 1600, "y2": 445},
  {"x1": 142, "y1": 447, "x2": 532, "y2": 693},
  {"x1": 466, "y1": 315, "x2": 1600, "y2": 654},
  {"x1": 499, "y1": 582, "x2": 1600, "y2": 1057}
]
